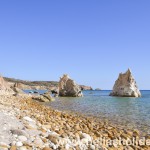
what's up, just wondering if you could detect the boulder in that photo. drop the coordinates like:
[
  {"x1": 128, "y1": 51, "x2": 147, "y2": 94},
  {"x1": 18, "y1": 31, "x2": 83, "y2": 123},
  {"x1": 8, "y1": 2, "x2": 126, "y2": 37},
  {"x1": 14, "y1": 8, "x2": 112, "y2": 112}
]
[
  {"x1": 32, "y1": 92, "x2": 55, "y2": 102},
  {"x1": 59, "y1": 74, "x2": 83, "y2": 97},
  {"x1": 110, "y1": 69, "x2": 141, "y2": 97},
  {"x1": 42, "y1": 92, "x2": 55, "y2": 101}
]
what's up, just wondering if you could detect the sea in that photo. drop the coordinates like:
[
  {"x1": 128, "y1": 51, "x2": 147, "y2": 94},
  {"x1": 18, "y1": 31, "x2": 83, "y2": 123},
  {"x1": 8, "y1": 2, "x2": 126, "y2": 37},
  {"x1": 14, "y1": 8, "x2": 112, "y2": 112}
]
[{"x1": 25, "y1": 90, "x2": 150, "y2": 135}]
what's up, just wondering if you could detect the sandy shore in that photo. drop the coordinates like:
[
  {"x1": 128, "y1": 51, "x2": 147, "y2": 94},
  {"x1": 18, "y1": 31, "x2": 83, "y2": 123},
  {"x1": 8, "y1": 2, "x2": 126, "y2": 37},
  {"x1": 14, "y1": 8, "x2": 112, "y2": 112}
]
[{"x1": 0, "y1": 94, "x2": 150, "y2": 150}]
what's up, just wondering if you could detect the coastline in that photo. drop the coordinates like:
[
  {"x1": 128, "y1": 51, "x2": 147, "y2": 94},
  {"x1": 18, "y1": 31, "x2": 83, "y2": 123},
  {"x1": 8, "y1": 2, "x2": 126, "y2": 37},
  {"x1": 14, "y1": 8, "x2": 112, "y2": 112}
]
[
  {"x1": 46, "y1": 90, "x2": 150, "y2": 137},
  {"x1": 0, "y1": 94, "x2": 150, "y2": 150}
]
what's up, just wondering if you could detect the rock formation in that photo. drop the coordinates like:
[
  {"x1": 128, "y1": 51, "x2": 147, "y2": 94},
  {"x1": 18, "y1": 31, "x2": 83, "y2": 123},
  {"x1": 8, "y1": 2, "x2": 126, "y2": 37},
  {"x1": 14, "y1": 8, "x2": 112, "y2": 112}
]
[
  {"x1": 110, "y1": 69, "x2": 141, "y2": 97},
  {"x1": 80, "y1": 85, "x2": 93, "y2": 90},
  {"x1": 11, "y1": 86, "x2": 25, "y2": 96},
  {"x1": 59, "y1": 74, "x2": 83, "y2": 97},
  {"x1": 0, "y1": 76, "x2": 14, "y2": 94},
  {"x1": 95, "y1": 88, "x2": 101, "y2": 91},
  {"x1": 32, "y1": 92, "x2": 55, "y2": 102}
]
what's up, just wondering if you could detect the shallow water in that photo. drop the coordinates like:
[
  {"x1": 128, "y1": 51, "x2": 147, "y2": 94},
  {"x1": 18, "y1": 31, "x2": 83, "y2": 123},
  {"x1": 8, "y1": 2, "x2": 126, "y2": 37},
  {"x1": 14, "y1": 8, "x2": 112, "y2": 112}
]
[{"x1": 45, "y1": 90, "x2": 150, "y2": 135}]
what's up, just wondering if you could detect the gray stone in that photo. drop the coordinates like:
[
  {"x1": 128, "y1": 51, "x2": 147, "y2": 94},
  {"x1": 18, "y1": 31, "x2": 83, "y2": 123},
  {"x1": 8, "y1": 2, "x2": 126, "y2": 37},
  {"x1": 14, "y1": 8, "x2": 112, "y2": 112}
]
[{"x1": 11, "y1": 129, "x2": 28, "y2": 137}]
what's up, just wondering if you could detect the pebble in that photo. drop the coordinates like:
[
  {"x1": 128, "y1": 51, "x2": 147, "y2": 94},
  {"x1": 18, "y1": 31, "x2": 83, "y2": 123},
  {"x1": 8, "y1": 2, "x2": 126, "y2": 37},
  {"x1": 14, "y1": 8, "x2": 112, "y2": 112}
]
[
  {"x1": 11, "y1": 129, "x2": 28, "y2": 137},
  {"x1": 29, "y1": 136, "x2": 35, "y2": 142},
  {"x1": 18, "y1": 136, "x2": 27, "y2": 142},
  {"x1": 12, "y1": 141, "x2": 17, "y2": 146},
  {"x1": 42, "y1": 147, "x2": 53, "y2": 150},
  {"x1": 65, "y1": 143, "x2": 70, "y2": 149},
  {"x1": 0, "y1": 93, "x2": 146, "y2": 150},
  {"x1": 42, "y1": 138, "x2": 47, "y2": 143},
  {"x1": 80, "y1": 133, "x2": 92, "y2": 142},
  {"x1": 18, "y1": 146, "x2": 27, "y2": 150},
  {"x1": 33, "y1": 138, "x2": 44, "y2": 147},
  {"x1": 52, "y1": 144, "x2": 57, "y2": 150},
  {"x1": 90, "y1": 144, "x2": 95, "y2": 150},
  {"x1": 10, "y1": 145, "x2": 17, "y2": 150},
  {"x1": 16, "y1": 141, "x2": 23, "y2": 147},
  {"x1": 81, "y1": 138, "x2": 89, "y2": 145},
  {"x1": 23, "y1": 116, "x2": 35, "y2": 122},
  {"x1": 47, "y1": 134, "x2": 60, "y2": 144},
  {"x1": 13, "y1": 134, "x2": 18, "y2": 138}
]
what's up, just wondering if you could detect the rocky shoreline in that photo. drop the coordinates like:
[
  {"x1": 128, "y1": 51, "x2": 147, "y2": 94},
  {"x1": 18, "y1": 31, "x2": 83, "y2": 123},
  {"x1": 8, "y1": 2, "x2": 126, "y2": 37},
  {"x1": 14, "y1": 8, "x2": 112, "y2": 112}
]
[{"x1": 0, "y1": 94, "x2": 149, "y2": 150}]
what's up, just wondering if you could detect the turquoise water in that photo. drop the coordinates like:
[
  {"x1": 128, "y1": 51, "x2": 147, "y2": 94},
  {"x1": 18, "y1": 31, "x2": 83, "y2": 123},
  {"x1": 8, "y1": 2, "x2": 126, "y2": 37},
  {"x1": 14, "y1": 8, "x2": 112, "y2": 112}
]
[{"x1": 46, "y1": 90, "x2": 150, "y2": 135}]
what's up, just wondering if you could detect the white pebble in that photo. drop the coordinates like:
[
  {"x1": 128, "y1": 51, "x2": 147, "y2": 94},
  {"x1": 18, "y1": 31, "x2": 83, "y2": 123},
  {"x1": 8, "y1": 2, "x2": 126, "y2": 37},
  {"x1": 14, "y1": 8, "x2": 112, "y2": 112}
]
[
  {"x1": 81, "y1": 133, "x2": 92, "y2": 141},
  {"x1": 23, "y1": 116, "x2": 35, "y2": 122},
  {"x1": 16, "y1": 141, "x2": 23, "y2": 147},
  {"x1": 81, "y1": 138, "x2": 89, "y2": 145},
  {"x1": 50, "y1": 143, "x2": 57, "y2": 150},
  {"x1": 12, "y1": 141, "x2": 17, "y2": 145},
  {"x1": 90, "y1": 144, "x2": 96, "y2": 150},
  {"x1": 13, "y1": 134, "x2": 18, "y2": 138},
  {"x1": 3, "y1": 127, "x2": 7, "y2": 130},
  {"x1": 65, "y1": 143, "x2": 70, "y2": 150},
  {"x1": 18, "y1": 136, "x2": 27, "y2": 142}
]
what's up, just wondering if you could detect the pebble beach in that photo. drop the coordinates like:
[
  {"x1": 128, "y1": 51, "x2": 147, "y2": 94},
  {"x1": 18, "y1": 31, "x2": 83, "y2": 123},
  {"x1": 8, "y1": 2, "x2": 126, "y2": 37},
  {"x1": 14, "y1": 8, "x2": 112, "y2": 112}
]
[{"x1": 0, "y1": 93, "x2": 150, "y2": 150}]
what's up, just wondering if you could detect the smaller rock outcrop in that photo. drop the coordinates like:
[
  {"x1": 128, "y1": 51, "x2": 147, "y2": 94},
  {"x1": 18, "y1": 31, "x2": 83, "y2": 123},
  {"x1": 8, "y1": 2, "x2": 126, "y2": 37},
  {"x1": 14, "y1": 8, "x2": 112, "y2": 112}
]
[
  {"x1": 110, "y1": 69, "x2": 141, "y2": 97},
  {"x1": 80, "y1": 85, "x2": 93, "y2": 90},
  {"x1": 95, "y1": 88, "x2": 101, "y2": 91},
  {"x1": 32, "y1": 92, "x2": 55, "y2": 102},
  {"x1": 11, "y1": 87, "x2": 25, "y2": 96},
  {"x1": 59, "y1": 74, "x2": 83, "y2": 97},
  {"x1": 11, "y1": 83, "x2": 25, "y2": 95}
]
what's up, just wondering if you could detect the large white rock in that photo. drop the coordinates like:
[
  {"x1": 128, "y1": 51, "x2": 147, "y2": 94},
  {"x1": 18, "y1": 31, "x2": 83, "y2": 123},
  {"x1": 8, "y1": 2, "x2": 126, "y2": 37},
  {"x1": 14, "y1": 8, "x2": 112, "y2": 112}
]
[
  {"x1": 110, "y1": 69, "x2": 141, "y2": 97},
  {"x1": 59, "y1": 74, "x2": 83, "y2": 97}
]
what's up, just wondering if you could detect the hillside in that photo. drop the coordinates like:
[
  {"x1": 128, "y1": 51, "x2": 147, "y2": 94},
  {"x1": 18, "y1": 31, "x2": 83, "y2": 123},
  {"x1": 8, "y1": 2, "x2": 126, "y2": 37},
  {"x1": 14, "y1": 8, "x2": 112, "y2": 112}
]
[
  {"x1": 4, "y1": 77, "x2": 93, "y2": 90},
  {"x1": 4, "y1": 77, "x2": 58, "y2": 87}
]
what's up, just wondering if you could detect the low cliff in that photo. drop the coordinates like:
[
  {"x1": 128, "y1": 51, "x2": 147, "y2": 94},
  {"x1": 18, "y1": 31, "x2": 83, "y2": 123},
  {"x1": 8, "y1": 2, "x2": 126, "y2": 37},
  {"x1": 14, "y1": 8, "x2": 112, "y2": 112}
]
[{"x1": 4, "y1": 77, "x2": 58, "y2": 90}]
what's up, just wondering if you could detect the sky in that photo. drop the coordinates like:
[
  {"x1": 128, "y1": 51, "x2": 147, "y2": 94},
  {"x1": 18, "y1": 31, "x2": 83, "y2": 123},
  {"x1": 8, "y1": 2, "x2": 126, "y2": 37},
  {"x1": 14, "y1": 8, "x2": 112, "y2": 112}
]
[{"x1": 0, "y1": 0, "x2": 150, "y2": 89}]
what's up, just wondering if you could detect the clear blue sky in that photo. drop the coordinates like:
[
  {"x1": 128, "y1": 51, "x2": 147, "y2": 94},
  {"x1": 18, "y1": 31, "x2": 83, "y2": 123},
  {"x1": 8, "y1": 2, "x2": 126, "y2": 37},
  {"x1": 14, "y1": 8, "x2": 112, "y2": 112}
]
[{"x1": 0, "y1": 1, "x2": 150, "y2": 89}]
